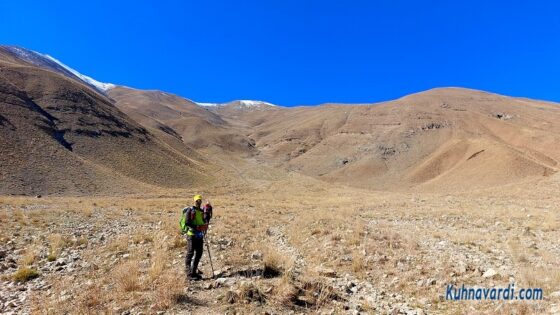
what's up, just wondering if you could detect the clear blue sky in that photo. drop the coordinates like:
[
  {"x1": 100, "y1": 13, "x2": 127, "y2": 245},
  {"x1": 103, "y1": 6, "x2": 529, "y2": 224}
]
[{"x1": 1, "y1": 1, "x2": 560, "y2": 106}]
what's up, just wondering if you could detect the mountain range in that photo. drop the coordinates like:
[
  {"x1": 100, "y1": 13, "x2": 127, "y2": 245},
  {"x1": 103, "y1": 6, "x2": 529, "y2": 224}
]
[{"x1": 1, "y1": 45, "x2": 559, "y2": 195}]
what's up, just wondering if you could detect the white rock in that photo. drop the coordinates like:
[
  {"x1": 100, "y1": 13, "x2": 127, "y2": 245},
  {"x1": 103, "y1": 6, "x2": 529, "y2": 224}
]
[
  {"x1": 214, "y1": 277, "x2": 234, "y2": 287},
  {"x1": 455, "y1": 263, "x2": 467, "y2": 274},
  {"x1": 483, "y1": 268, "x2": 497, "y2": 278},
  {"x1": 250, "y1": 251, "x2": 262, "y2": 260}
]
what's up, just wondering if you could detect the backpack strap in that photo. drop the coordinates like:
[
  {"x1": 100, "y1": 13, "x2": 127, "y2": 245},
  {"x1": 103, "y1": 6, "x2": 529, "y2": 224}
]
[{"x1": 185, "y1": 207, "x2": 195, "y2": 220}]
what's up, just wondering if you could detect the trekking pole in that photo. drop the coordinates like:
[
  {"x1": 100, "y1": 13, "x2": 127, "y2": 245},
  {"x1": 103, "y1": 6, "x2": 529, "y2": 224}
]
[{"x1": 204, "y1": 231, "x2": 215, "y2": 279}]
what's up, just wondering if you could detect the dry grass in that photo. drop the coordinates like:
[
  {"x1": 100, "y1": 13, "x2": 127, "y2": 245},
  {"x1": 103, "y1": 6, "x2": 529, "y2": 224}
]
[
  {"x1": 13, "y1": 208, "x2": 26, "y2": 225},
  {"x1": 82, "y1": 206, "x2": 94, "y2": 218},
  {"x1": 108, "y1": 235, "x2": 129, "y2": 253},
  {"x1": 20, "y1": 246, "x2": 38, "y2": 266},
  {"x1": 13, "y1": 267, "x2": 39, "y2": 282},
  {"x1": 263, "y1": 248, "x2": 292, "y2": 278},
  {"x1": 519, "y1": 266, "x2": 560, "y2": 293},
  {"x1": 351, "y1": 251, "x2": 366, "y2": 275},
  {"x1": 330, "y1": 233, "x2": 342, "y2": 242},
  {"x1": 1, "y1": 177, "x2": 558, "y2": 315},
  {"x1": 541, "y1": 212, "x2": 560, "y2": 232},
  {"x1": 148, "y1": 249, "x2": 167, "y2": 282},
  {"x1": 0, "y1": 231, "x2": 9, "y2": 244},
  {"x1": 450, "y1": 231, "x2": 485, "y2": 246},
  {"x1": 113, "y1": 260, "x2": 141, "y2": 292},
  {"x1": 348, "y1": 220, "x2": 366, "y2": 247},
  {"x1": 0, "y1": 209, "x2": 8, "y2": 223},
  {"x1": 501, "y1": 302, "x2": 544, "y2": 315},
  {"x1": 77, "y1": 284, "x2": 105, "y2": 310},
  {"x1": 20, "y1": 253, "x2": 37, "y2": 266},
  {"x1": 226, "y1": 281, "x2": 267, "y2": 305},
  {"x1": 132, "y1": 232, "x2": 153, "y2": 244},
  {"x1": 298, "y1": 278, "x2": 338, "y2": 309},
  {"x1": 151, "y1": 271, "x2": 186, "y2": 310},
  {"x1": 75, "y1": 235, "x2": 88, "y2": 247},
  {"x1": 273, "y1": 276, "x2": 299, "y2": 305},
  {"x1": 47, "y1": 233, "x2": 69, "y2": 259}
]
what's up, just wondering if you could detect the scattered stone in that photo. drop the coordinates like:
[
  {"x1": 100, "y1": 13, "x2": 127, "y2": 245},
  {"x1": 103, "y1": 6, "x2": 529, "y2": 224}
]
[
  {"x1": 454, "y1": 262, "x2": 467, "y2": 274},
  {"x1": 297, "y1": 295, "x2": 315, "y2": 306},
  {"x1": 318, "y1": 267, "x2": 337, "y2": 278},
  {"x1": 214, "y1": 277, "x2": 234, "y2": 287},
  {"x1": 494, "y1": 113, "x2": 512, "y2": 120},
  {"x1": 250, "y1": 251, "x2": 262, "y2": 260},
  {"x1": 483, "y1": 268, "x2": 497, "y2": 278}
]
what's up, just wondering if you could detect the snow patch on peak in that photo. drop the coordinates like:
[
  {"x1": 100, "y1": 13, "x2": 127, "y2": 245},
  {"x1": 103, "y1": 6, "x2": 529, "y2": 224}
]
[
  {"x1": 2, "y1": 46, "x2": 114, "y2": 93},
  {"x1": 5, "y1": 46, "x2": 36, "y2": 61},
  {"x1": 196, "y1": 100, "x2": 278, "y2": 109},
  {"x1": 238, "y1": 100, "x2": 276, "y2": 107},
  {"x1": 42, "y1": 54, "x2": 115, "y2": 92}
]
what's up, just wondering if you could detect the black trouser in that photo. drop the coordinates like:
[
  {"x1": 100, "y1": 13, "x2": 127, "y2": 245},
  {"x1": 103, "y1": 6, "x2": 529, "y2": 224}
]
[{"x1": 185, "y1": 235, "x2": 204, "y2": 275}]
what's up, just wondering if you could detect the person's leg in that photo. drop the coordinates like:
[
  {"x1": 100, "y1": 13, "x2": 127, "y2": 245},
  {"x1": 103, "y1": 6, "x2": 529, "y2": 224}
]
[
  {"x1": 191, "y1": 237, "x2": 204, "y2": 276},
  {"x1": 185, "y1": 236, "x2": 195, "y2": 275}
]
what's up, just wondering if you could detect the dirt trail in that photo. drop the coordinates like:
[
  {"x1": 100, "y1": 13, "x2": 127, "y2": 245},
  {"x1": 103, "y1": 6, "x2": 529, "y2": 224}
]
[{"x1": 266, "y1": 225, "x2": 306, "y2": 278}]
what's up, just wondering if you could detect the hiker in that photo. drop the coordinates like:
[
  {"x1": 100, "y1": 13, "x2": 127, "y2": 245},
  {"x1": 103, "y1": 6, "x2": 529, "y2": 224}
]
[
  {"x1": 203, "y1": 202, "x2": 213, "y2": 223},
  {"x1": 180, "y1": 194, "x2": 210, "y2": 280}
]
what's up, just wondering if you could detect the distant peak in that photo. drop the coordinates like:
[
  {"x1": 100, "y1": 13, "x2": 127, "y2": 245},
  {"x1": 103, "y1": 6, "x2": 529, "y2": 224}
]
[
  {"x1": 411, "y1": 87, "x2": 500, "y2": 96},
  {"x1": 196, "y1": 99, "x2": 279, "y2": 109},
  {"x1": 397, "y1": 87, "x2": 509, "y2": 103},
  {"x1": 42, "y1": 54, "x2": 115, "y2": 92},
  {"x1": 237, "y1": 100, "x2": 276, "y2": 107},
  {"x1": 1, "y1": 45, "x2": 115, "y2": 93}
]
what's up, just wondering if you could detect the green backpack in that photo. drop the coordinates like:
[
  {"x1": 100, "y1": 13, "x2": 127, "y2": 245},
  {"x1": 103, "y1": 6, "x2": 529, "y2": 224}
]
[{"x1": 179, "y1": 207, "x2": 190, "y2": 234}]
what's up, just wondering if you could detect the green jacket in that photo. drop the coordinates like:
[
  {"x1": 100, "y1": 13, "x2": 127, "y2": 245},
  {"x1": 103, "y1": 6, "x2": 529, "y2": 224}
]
[{"x1": 180, "y1": 206, "x2": 206, "y2": 236}]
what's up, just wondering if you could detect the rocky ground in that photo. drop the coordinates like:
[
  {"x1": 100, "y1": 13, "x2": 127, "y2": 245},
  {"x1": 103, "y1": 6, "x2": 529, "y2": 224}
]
[{"x1": 1, "y1": 178, "x2": 560, "y2": 314}]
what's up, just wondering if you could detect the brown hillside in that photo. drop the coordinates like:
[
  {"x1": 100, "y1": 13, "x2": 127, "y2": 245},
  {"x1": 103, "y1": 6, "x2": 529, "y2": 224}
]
[
  {"x1": 131, "y1": 87, "x2": 558, "y2": 192},
  {"x1": 3, "y1": 43, "x2": 559, "y2": 194},
  {"x1": 237, "y1": 88, "x2": 560, "y2": 191},
  {"x1": 0, "y1": 55, "x2": 207, "y2": 195},
  {"x1": 108, "y1": 87, "x2": 257, "y2": 154}
]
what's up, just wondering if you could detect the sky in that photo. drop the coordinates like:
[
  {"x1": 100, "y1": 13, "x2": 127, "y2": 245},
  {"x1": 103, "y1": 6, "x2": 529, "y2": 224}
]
[{"x1": 1, "y1": 1, "x2": 560, "y2": 106}]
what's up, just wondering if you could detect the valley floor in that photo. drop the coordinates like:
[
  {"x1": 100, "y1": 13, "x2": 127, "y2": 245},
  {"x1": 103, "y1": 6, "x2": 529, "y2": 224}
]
[{"x1": 1, "y1": 173, "x2": 559, "y2": 314}]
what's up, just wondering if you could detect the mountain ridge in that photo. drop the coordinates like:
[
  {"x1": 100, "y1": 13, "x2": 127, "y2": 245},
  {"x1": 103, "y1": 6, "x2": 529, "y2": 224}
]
[{"x1": 2, "y1": 46, "x2": 560, "y2": 194}]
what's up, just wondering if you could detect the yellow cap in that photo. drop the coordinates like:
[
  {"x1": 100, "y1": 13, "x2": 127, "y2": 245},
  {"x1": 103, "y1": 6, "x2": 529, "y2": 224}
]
[{"x1": 193, "y1": 194, "x2": 202, "y2": 201}]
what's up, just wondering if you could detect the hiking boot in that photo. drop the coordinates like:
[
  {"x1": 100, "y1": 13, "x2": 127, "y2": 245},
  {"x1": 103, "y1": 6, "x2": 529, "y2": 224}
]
[{"x1": 188, "y1": 273, "x2": 202, "y2": 281}]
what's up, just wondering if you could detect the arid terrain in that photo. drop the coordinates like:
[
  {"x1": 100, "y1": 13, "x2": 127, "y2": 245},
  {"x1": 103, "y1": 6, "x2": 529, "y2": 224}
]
[
  {"x1": 1, "y1": 167, "x2": 559, "y2": 314},
  {"x1": 1, "y1": 45, "x2": 560, "y2": 314}
]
